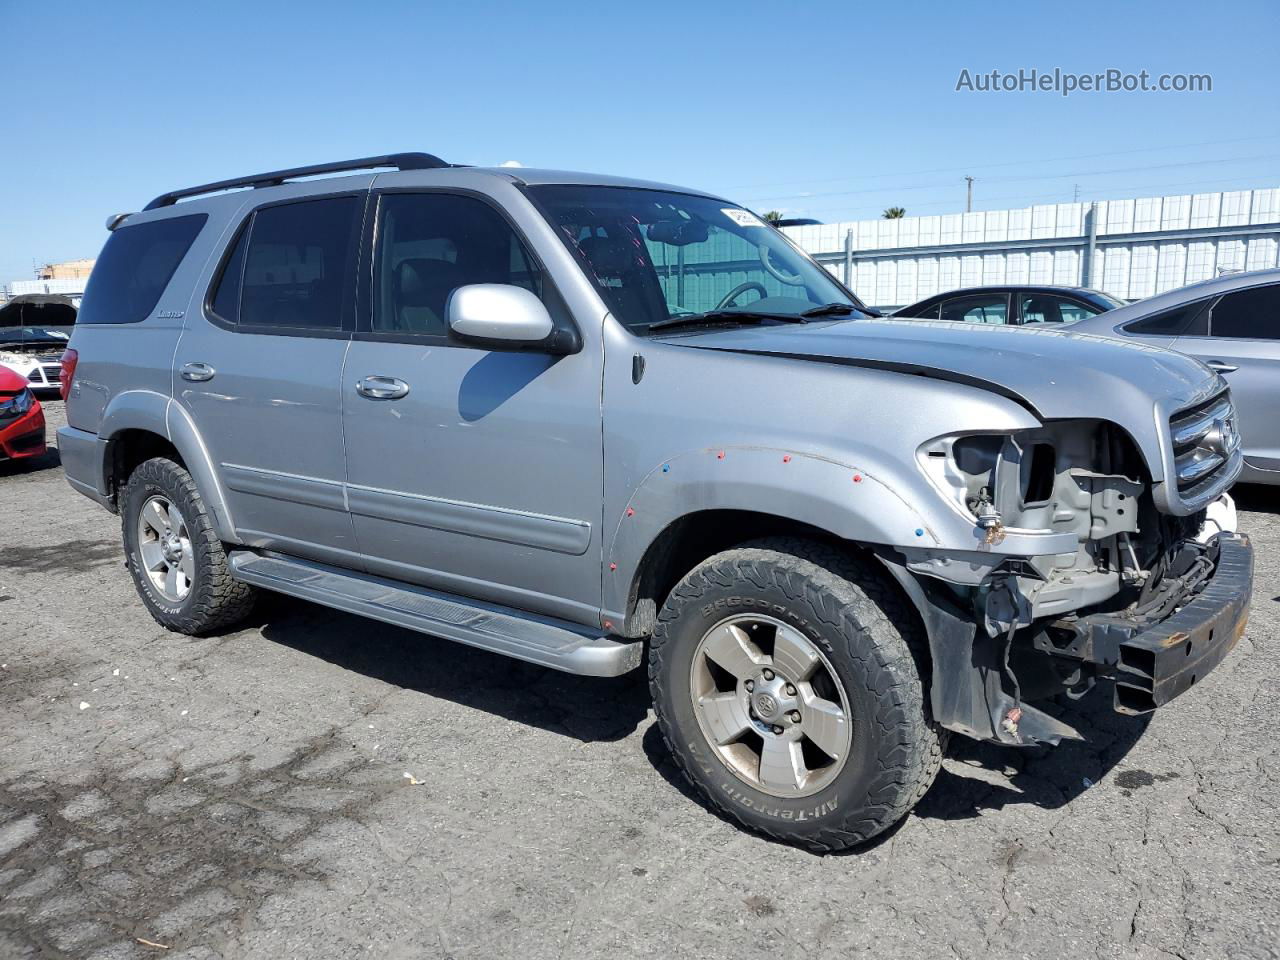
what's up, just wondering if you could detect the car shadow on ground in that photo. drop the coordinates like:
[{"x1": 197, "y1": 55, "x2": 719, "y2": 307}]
[
  {"x1": 640, "y1": 683, "x2": 1152, "y2": 855},
  {"x1": 1232, "y1": 482, "x2": 1276, "y2": 515},
  {"x1": 251, "y1": 589, "x2": 1153, "y2": 852},
  {"x1": 255, "y1": 594, "x2": 651, "y2": 744},
  {"x1": 0, "y1": 444, "x2": 61, "y2": 475},
  {"x1": 913, "y1": 692, "x2": 1153, "y2": 822}
]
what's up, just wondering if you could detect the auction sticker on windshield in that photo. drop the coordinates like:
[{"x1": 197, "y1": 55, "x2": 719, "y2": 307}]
[{"x1": 722, "y1": 208, "x2": 765, "y2": 228}]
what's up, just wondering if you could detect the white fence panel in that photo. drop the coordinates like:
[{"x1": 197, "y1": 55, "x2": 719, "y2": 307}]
[{"x1": 781, "y1": 186, "x2": 1280, "y2": 308}]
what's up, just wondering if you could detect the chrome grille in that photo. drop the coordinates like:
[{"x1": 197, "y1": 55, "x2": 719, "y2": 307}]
[{"x1": 1169, "y1": 391, "x2": 1240, "y2": 502}]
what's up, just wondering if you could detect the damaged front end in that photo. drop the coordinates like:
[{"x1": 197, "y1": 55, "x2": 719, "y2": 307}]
[{"x1": 882, "y1": 404, "x2": 1251, "y2": 747}]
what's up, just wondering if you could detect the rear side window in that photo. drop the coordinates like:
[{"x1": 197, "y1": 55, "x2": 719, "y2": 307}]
[
  {"x1": 78, "y1": 214, "x2": 207, "y2": 324},
  {"x1": 209, "y1": 222, "x2": 249, "y2": 323},
  {"x1": 1207, "y1": 285, "x2": 1280, "y2": 340},
  {"x1": 1124, "y1": 299, "x2": 1210, "y2": 337},
  {"x1": 209, "y1": 196, "x2": 361, "y2": 331},
  {"x1": 939, "y1": 294, "x2": 1009, "y2": 324}
]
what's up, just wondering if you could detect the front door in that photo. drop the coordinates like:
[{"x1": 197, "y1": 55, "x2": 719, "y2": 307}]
[
  {"x1": 1174, "y1": 284, "x2": 1280, "y2": 474},
  {"x1": 341, "y1": 190, "x2": 603, "y2": 625},
  {"x1": 175, "y1": 190, "x2": 366, "y2": 567}
]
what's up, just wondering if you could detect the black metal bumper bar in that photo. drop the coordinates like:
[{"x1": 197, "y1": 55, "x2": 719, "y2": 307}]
[{"x1": 1037, "y1": 534, "x2": 1253, "y2": 714}]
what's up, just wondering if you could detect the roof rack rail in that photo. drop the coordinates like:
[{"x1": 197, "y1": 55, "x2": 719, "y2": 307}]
[{"x1": 142, "y1": 152, "x2": 451, "y2": 210}]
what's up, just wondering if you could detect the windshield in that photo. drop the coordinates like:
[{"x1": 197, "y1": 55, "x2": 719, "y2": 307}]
[{"x1": 528, "y1": 185, "x2": 865, "y2": 333}]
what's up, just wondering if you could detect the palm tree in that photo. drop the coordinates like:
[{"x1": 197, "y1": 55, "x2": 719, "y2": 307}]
[
  {"x1": 762, "y1": 210, "x2": 784, "y2": 224},
  {"x1": 883, "y1": 207, "x2": 906, "y2": 219}
]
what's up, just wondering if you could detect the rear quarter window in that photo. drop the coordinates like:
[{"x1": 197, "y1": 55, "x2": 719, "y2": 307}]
[
  {"x1": 1123, "y1": 298, "x2": 1211, "y2": 337},
  {"x1": 78, "y1": 214, "x2": 207, "y2": 324}
]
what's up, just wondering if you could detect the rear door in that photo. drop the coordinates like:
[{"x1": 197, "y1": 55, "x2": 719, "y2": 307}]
[
  {"x1": 1173, "y1": 284, "x2": 1280, "y2": 474},
  {"x1": 174, "y1": 188, "x2": 367, "y2": 567}
]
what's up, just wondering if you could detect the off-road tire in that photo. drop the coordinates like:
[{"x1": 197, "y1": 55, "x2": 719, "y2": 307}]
[
  {"x1": 121, "y1": 457, "x2": 256, "y2": 634},
  {"x1": 649, "y1": 537, "x2": 944, "y2": 852}
]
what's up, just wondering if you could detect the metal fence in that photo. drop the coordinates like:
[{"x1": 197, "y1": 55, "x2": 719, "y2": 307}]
[{"x1": 780, "y1": 187, "x2": 1280, "y2": 310}]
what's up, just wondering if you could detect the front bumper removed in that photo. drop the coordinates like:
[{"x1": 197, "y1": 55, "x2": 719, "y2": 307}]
[{"x1": 1035, "y1": 533, "x2": 1253, "y2": 714}]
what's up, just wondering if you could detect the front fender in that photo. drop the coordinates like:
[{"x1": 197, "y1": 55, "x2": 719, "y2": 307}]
[{"x1": 602, "y1": 444, "x2": 936, "y2": 623}]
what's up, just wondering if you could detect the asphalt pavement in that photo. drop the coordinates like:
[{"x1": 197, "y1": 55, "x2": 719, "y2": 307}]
[{"x1": 2, "y1": 401, "x2": 1277, "y2": 959}]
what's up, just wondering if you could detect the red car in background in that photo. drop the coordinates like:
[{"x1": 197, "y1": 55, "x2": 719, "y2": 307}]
[{"x1": 0, "y1": 365, "x2": 46, "y2": 463}]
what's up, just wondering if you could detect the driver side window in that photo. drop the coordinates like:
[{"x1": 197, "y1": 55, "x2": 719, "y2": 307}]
[{"x1": 372, "y1": 193, "x2": 542, "y2": 338}]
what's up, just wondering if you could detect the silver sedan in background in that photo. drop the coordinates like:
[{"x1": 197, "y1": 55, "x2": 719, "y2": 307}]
[{"x1": 1067, "y1": 268, "x2": 1280, "y2": 485}]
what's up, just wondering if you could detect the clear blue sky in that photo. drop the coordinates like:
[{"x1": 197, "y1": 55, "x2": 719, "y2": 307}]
[{"x1": 2, "y1": 0, "x2": 1277, "y2": 284}]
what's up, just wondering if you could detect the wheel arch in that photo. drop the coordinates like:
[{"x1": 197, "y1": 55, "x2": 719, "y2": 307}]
[
  {"x1": 603, "y1": 445, "x2": 935, "y2": 634},
  {"x1": 97, "y1": 391, "x2": 236, "y2": 539},
  {"x1": 616, "y1": 509, "x2": 840, "y2": 637}
]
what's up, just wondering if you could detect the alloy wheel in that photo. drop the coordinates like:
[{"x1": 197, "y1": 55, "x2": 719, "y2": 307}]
[
  {"x1": 136, "y1": 494, "x2": 195, "y2": 603},
  {"x1": 689, "y1": 614, "x2": 853, "y2": 798}
]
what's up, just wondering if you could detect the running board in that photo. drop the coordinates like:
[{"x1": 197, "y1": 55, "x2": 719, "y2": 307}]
[{"x1": 227, "y1": 551, "x2": 642, "y2": 677}]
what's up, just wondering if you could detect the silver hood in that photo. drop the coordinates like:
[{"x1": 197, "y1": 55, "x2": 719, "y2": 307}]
[
  {"x1": 659, "y1": 317, "x2": 1232, "y2": 514},
  {"x1": 660, "y1": 317, "x2": 1220, "y2": 419}
]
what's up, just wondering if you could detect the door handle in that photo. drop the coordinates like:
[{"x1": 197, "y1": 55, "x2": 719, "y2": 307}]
[
  {"x1": 1206, "y1": 361, "x2": 1239, "y2": 374},
  {"x1": 180, "y1": 362, "x2": 216, "y2": 382},
  {"x1": 356, "y1": 376, "x2": 410, "y2": 400}
]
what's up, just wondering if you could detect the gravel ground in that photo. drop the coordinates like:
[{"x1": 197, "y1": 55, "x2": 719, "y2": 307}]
[{"x1": 2, "y1": 401, "x2": 1278, "y2": 960}]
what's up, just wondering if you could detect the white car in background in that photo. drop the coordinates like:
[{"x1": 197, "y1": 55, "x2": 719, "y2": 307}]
[{"x1": 0, "y1": 294, "x2": 76, "y2": 397}]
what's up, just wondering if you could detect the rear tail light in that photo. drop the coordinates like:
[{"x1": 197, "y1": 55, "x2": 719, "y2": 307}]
[{"x1": 59, "y1": 348, "x2": 78, "y2": 402}]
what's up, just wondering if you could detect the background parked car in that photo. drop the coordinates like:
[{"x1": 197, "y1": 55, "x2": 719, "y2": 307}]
[
  {"x1": 1065, "y1": 268, "x2": 1279, "y2": 485},
  {"x1": 0, "y1": 294, "x2": 77, "y2": 396},
  {"x1": 892, "y1": 285, "x2": 1123, "y2": 325},
  {"x1": 0, "y1": 366, "x2": 47, "y2": 463}
]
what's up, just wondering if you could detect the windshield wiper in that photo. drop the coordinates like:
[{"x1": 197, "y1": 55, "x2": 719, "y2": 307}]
[
  {"x1": 801, "y1": 302, "x2": 880, "y2": 318},
  {"x1": 648, "y1": 310, "x2": 810, "y2": 333}
]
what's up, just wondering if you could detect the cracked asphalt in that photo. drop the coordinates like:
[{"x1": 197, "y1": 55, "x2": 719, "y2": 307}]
[{"x1": 3, "y1": 401, "x2": 1278, "y2": 960}]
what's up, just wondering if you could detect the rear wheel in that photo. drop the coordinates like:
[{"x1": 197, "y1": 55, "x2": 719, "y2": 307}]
[
  {"x1": 121, "y1": 457, "x2": 256, "y2": 634},
  {"x1": 649, "y1": 538, "x2": 942, "y2": 851}
]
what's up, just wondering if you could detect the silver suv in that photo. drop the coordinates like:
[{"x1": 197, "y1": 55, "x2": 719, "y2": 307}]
[{"x1": 59, "y1": 154, "x2": 1252, "y2": 850}]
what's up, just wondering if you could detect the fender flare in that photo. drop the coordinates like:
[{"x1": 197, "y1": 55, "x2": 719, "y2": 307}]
[
  {"x1": 98, "y1": 390, "x2": 238, "y2": 541},
  {"x1": 602, "y1": 444, "x2": 938, "y2": 623}
]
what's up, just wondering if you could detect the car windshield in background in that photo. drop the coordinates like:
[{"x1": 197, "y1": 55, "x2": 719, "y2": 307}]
[{"x1": 528, "y1": 185, "x2": 867, "y2": 333}]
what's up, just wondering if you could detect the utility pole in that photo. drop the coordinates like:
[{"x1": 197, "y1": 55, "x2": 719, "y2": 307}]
[
  {"x1": 1073, "y1": 183, "x2": 1080, "y2": 203},
  {"x1": 964, "y1": 176, "x2": 974, "y2": 213}
]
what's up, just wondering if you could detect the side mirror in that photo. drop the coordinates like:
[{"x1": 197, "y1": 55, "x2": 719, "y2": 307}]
[{"x1": 446, "y1": 284, "x2": 577, "y2": 354}]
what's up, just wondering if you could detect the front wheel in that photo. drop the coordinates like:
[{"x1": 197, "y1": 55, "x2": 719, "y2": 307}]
[
  {"x1": 649, "y1": 538, "x2": 943, "y2": 852},
  {"x1": 121, "y1": 457, "x2": 257, "y2": 635}
]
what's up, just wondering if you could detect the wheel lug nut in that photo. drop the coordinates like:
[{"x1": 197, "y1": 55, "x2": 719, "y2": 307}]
[
  {"x1": 744, "y1": 680, "x2": 754, "y2": 691},
  {"x1": 762, "y1": 669, "x2": 775, "y2": 681},
  {"x1": 772, "y1": 725, "x2": 783, "y2": 735},
  {"x1": 789, "y1": 711, "x2": 801, "y2": 723},
  {"x1": 785, "y1": 684, "x2": 797, "y2": 696}
]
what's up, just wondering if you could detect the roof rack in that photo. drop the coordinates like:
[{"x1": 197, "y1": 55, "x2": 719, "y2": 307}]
[{"x1": 142, "y1": 152, "x2": 451, "y2": 210}]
